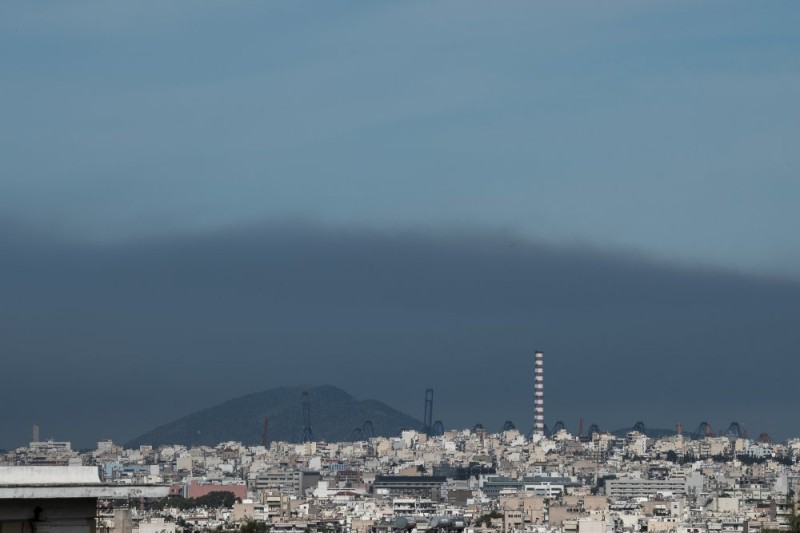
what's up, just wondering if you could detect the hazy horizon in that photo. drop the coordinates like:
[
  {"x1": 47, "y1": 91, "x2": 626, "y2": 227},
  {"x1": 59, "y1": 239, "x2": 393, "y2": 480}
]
[{"x1": 2, "y1": 220, "x2": 798, "y2": 449}]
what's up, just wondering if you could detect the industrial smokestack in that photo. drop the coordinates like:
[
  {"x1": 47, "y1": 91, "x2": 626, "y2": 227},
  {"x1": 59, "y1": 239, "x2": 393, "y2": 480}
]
[
  {"x1": 32, "y1": 424, "x2": 40, "y2": 443},
  {"x1": 534, "y1": 350, "x2": 544, "y2": 436}
]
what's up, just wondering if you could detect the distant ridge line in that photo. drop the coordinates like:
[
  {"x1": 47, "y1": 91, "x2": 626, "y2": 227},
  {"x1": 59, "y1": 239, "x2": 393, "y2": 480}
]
[{"x1": 125, "y1": 384, "x2": 422, "y2": 448}]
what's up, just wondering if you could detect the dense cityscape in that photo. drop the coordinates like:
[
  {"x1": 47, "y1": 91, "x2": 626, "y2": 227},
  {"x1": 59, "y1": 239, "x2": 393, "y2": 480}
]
[
  {"x1": 2, "y1": 353, "x2": 798, "y2": 533},
  {"x1": 3, "y1": 420, "x2": 799, "y2": 533}
]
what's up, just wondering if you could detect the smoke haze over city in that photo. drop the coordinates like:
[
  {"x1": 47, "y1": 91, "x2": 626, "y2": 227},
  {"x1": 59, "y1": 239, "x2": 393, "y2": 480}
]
[
  {"x1": 2, "y1": 221, "x2": 798, "y2": 448},
  {"x1": 1, "y1": 1, "x2": 799, "y2": 448}
]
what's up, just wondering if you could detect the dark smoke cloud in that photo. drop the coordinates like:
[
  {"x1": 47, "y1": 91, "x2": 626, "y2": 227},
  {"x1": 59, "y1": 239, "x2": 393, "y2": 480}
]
[{"x1": 1, "y1": 221, "x2": 798, "y2": 448}]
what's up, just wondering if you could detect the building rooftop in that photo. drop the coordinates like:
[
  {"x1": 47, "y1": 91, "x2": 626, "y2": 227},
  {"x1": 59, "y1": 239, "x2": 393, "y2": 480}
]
[
  {"x1": 0, "y1": 465, "x2": 101, "y2": 485},
  {"x1": 0, "y1": 465, "x2": 169, "y2": 499}
]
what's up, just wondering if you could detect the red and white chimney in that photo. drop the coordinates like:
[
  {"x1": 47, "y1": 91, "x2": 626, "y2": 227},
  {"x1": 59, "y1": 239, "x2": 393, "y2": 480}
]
[{"x1": 534, "y1": 350, "x2": 544, "y2": 436}]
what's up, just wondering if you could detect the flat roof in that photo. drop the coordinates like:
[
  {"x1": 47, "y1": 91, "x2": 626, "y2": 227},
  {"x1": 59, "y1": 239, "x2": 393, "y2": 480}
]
[
  {"x1": 0, "y1": 466, "x2": 101, "y2": 485},
  {"x1": 0, "y1": 485, "x2": 170, "y2": 499},
  {"x1": 0, "y1": 466, "x2": 169, "y2": 499}
]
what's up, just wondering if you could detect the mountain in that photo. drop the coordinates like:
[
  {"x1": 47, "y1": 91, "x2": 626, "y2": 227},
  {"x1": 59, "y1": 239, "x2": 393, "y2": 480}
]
[{"x1": 125, "y1": 385, "x2": 422, "y2": 448}]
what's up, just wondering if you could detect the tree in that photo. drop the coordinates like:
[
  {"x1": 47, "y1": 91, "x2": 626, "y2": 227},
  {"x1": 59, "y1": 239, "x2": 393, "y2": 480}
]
[{"x1": 239, "y1": 520, "x2": 268, "y2": 533}]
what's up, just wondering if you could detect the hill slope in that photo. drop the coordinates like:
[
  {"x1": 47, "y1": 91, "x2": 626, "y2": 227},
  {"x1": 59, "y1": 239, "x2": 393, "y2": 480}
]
[{"x1": 125, "y1": 385, "x2": 421, "y2": 448}]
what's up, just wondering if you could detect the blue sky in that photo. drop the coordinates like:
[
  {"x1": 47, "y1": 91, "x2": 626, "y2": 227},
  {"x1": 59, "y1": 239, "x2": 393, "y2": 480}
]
[{"x1": 2, "y1": 1, "x2": 799, "y2": 276}]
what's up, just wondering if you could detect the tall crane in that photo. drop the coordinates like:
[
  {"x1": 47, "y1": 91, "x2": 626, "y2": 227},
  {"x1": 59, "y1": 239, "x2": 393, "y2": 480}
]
[
  {"x1": 422, "y1": 389, "x2": 434, "y2": 436},
  {"x1": 299, "y1": 391, "x2": 315, "y2": 443}
]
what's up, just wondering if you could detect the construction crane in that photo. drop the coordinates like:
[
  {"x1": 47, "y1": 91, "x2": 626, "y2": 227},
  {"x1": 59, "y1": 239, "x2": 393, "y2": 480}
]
[
  {"x1": 500, "y1": 420, "x2": 516, "y2": 432},
  {"x1": 692, "y1": 422, "x2": 713, "y2": 440},
  {"x1": 422, "y1": 389, "x2": 434, "y2": 436},
  {"x1": 362, "y1": 420, "x2": 375, "y2": 439},
  {"x1": 299, "y1": 391, "x2": 315, "y2": 443},
  {"x1": 260, "y1": 416, "x2": 269, "y2": 447},
  {"x1": 724, "y1": 422, "x2": 743, "y2": 440}
]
